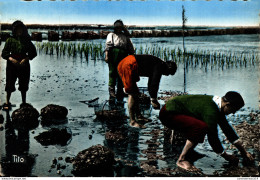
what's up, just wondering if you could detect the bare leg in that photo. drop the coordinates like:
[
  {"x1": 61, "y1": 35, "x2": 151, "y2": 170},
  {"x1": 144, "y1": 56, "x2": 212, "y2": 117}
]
[
  {"x1": 128, "y1": 94, "x2": 145, "y2": 128},
  {"x1": 134, "y1": 94, "x2": 149, "y2": 122},
  {"x1": 21, "y1": 91, "x2": 27, "y2": 104},
  {"x1": 177, "y1": 139, "x2": 200, "y2": 171}
]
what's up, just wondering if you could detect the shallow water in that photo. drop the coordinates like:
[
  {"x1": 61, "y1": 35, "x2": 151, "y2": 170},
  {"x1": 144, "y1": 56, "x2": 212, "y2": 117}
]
[{"x1": 0, "y1": 35, "x2": 259, "y2": 177}]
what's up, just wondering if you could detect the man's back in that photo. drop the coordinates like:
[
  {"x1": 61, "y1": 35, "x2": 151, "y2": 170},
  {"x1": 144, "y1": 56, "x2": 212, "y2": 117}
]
[{"x1": 135, "y1": 54, "x2": 165, "y2": 77}]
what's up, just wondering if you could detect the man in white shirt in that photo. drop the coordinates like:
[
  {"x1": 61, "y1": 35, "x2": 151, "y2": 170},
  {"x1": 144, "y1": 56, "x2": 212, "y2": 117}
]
[{"x1": 105, "y1": 20, "x2": 135, "y2": 98}]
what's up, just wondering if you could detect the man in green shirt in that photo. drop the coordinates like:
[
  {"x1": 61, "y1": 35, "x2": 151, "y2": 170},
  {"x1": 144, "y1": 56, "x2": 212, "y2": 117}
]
[{"x1": 159, "y1": 91, "x2": 254, "y2": 171}]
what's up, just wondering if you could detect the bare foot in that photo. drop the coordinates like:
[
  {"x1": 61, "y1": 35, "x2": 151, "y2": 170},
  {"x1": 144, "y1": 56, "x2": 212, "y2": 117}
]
[
  {"x1": 129, "y1": 120, "x2": 146, "y2": 128},
  {"x1": 177, "y1": 160, "x2": 200, "y2": 172}
]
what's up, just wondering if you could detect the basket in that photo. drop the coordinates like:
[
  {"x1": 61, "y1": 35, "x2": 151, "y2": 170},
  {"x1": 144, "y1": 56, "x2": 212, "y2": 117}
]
[{"x1": 94, "y1": 100, "x2": 126, "y2": 120}]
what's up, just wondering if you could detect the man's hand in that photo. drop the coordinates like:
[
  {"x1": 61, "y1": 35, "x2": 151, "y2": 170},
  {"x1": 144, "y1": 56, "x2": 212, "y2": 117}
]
[
  {"x1": 105, "y1": 51, "x2": 109, "y2": 63},
  {"x1": 20, "y1": 57, "x2": 29, "y2": 66},
  {"x1": 9, "y1": 57, "x2": 19, "y2": 65},
  {"x1": 234, "y1": 140, "x2": 254, "y2": 164}
]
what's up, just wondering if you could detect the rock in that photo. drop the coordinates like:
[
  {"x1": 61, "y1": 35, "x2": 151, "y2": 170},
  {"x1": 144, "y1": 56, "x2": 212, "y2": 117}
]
[
  {"x1": 72, "y1": 144, "x2": 115, "y2": 177},
  {"x1": 34, "y1": 128, "x2": 72, "y2": 146},
  {"x1": 0, "y1": 114, "x2": 4, "y2": 124},
  {"x1": 52, "y1": 158, "x2": 58, "y2": 165},
  {"x1": 40, "y1": 104, "x2": 68, "y2": 125},
  {"x1": 65, "y1": 157, "x2": 73, "y2": 163},
  {"x1": 11, "y1": 104, "x2": 39, "y2": 130}
]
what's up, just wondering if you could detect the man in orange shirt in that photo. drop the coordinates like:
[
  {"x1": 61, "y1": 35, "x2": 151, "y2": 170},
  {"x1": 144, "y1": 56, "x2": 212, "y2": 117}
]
[{"x1": 118, "y1": 54, "x2": 177, "y2": 128}]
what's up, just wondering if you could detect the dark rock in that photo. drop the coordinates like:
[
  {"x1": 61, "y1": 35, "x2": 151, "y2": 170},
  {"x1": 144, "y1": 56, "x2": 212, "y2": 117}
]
[
  {"x1": 88, "y1": 135, "x2": 92, "y2": 140},
  {"x1": 34, "y1": 128, "x2": 72, "y2": 146},
  {"x1": 40, "y1": 104, "x2": 68, "y2": 125},
  {"x1": 52, "y1": 158, "x2": 58, "y2": 165},
  {"x1": 11, "y1": 104, "x2": 39, "y2": 130},
  {"x1": 65, "y1": 157, "x2": 73, "y2": 163},
  {"x1": 0, "y1": 114, "x2": 4, "y2": 124},
  {"x1": 72, "y1": 144, "x2": 115, "y2": 177}
]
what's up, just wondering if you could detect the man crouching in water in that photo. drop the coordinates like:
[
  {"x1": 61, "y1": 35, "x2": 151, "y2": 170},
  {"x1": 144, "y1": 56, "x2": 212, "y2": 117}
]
[
  {"x1": 159, "y1": 91, "x2": 254, "y2": 171},
  {"x1": 118, "y1": 54, "x2": 177, "y2": 128}
]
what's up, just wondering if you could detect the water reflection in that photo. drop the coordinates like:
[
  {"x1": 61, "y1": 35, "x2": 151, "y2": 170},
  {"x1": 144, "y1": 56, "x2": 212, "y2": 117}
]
[
  {"x1": 1, "y1": 110, "x2": 38, "y2": 177},
  {"x1": 102, "y1": 98, "x2": 142, "y2": 176}
]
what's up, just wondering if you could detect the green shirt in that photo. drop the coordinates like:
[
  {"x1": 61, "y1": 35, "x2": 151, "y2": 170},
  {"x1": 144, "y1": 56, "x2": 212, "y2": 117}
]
[
  {"x1": 166, "y1": 95, "x2": 220, "y2": 131},
  {"x1": 1, "y1": 37, "x2": 37, "y2": 61},
  {"x1": 165, "y1": 95, "x2": 239, "y2": 153}
]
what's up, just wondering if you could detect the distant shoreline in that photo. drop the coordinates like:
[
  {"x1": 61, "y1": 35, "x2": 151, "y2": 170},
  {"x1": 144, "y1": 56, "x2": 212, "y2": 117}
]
[
  {"x1": 1, "y1": 23, "x2": 259, "y2": 30},
  {"x1": 1, "y1": 23, "x2": 259, "y2": 41}
]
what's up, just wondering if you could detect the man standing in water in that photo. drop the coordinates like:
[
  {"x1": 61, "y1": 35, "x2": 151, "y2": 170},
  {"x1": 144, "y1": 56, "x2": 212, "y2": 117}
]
[
  {"x1": 159, "y1": 91, "x2": 254, "y2": 171},
  {"x1": 118, "y1": 54, "x2": 177, "y2": 128},
  {"x1": 105, "y1": 20, "x2": 135, "y2": 98}
]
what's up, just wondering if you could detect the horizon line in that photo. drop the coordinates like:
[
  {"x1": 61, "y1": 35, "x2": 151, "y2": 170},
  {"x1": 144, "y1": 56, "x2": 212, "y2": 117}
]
[{"x1": 1, "y1": 23, "x2": 259, "y2": 28}]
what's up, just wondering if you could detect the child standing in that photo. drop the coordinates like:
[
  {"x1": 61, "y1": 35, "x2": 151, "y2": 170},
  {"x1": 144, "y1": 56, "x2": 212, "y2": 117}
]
[{"x1": 1, "y1": 20, "x2": 37, "y2": 110}]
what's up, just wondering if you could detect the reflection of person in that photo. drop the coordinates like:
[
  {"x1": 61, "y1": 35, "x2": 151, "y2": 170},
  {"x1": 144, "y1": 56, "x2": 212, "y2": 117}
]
[
  {"x1": 1, "y1": 20, "x2": 37, "y2": 110},
  {"x1": 105, "y1": 20, "x2": 135, "y2": 98},
  {"x1": 159, "y1": 91, "x2": 254, "y2": 172},
  {"x1": 1, "y1": 110, "x2": 35, "y2": 176},
  {"x1": 118, "y1": 55, "x2": 177, "y2": 128}
]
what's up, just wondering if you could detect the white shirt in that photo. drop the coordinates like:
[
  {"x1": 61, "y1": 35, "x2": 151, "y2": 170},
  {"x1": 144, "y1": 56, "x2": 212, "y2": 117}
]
[
  {"x1": 213, "y1": 95, "x2": 221, "y2": 112},
  {"x1": 105, "y1": 32, "x2": 134, "y2": 53}
]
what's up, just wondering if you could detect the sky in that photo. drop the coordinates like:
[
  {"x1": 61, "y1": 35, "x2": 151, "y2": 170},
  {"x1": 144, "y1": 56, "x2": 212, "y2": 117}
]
[{"x1": 0, "y1": 0, "x2": 259, "y2": 26}]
